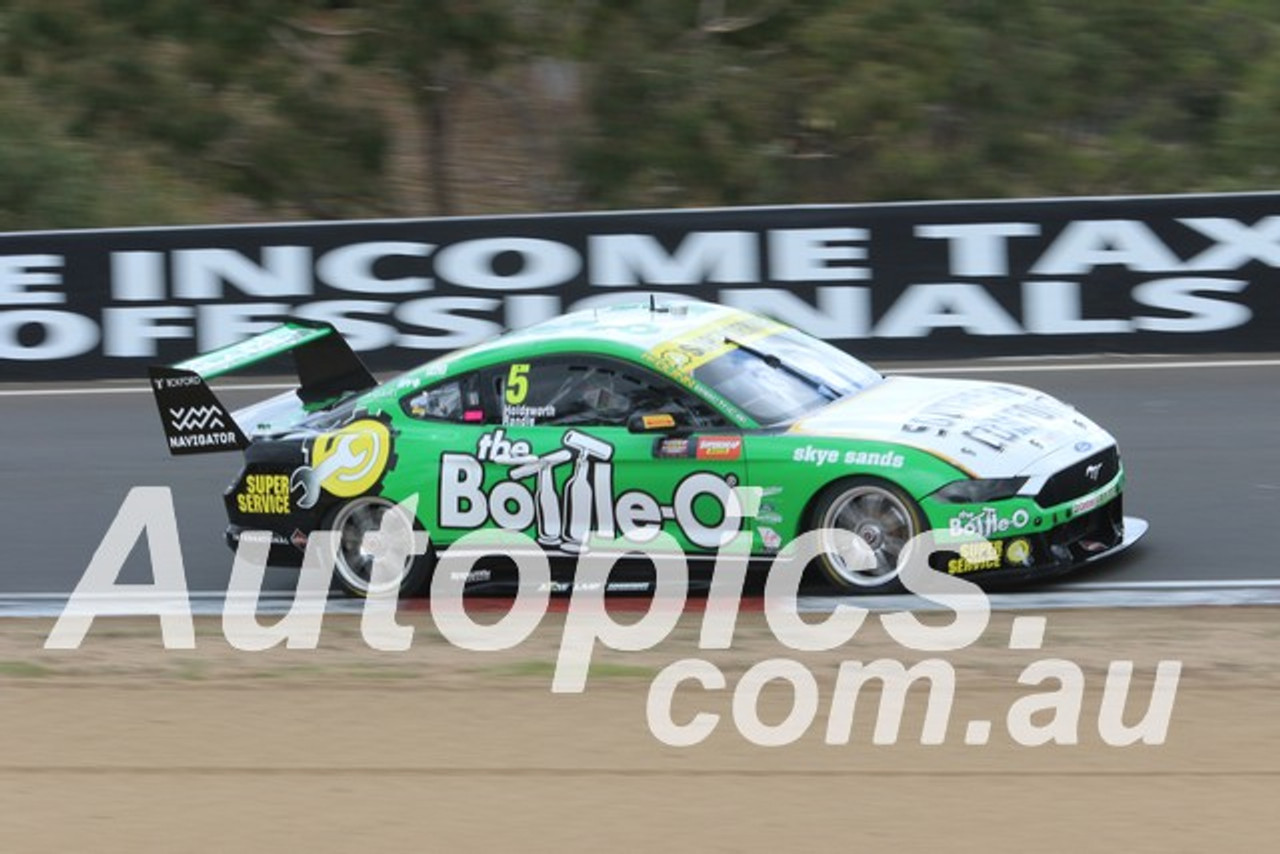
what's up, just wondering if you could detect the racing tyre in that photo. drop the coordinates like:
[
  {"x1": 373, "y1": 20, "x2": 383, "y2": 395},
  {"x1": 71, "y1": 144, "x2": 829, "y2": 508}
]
[
  {"x1": 325, "y1": 496, "x2": 434, "y2": 598},
  {"x1": 809, "y1": 477, "x2": 924, "y2": 592}
]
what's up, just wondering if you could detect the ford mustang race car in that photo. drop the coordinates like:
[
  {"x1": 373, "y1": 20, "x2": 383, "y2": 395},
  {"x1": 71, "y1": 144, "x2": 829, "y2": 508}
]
[{"x1": 151, "y1": 301, "x2": 1145, "y2": 596}]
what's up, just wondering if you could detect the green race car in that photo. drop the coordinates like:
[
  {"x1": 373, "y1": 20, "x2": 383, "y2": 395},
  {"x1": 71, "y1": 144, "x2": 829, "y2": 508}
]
[{"x1": 151, "y1": 300, "x2": 1144, "y2": 596}]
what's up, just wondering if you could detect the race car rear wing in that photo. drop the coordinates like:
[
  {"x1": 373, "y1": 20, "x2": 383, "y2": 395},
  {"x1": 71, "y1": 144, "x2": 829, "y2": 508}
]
[{"x1": 149, "y1": 320, "x2": 377, "y2": 455}]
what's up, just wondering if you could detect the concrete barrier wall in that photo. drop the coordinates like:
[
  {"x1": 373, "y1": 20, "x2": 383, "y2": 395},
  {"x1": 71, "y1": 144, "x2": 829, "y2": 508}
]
[{"x1": 3, "y1": 192, "x2": 1277, "y2": 379}]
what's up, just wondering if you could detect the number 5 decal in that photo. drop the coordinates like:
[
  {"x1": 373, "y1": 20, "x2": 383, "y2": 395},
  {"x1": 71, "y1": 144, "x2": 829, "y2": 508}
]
[{"x1": 505, "y1": 363, "x2": 530, "y2": 404}]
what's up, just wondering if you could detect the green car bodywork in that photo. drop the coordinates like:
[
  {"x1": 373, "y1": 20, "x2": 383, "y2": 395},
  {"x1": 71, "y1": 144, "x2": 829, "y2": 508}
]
[{"x1": 152, "y1": 301, "x2": 1135, "y2": 595}]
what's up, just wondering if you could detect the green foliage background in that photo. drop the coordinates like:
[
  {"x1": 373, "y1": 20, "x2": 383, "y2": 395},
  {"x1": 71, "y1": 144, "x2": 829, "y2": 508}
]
[{"x1": 2, "y1": 0, "x2": 1279, "y2": 230}]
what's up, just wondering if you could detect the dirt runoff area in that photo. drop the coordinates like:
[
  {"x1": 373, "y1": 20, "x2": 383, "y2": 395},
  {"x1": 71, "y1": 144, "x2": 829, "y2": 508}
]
[{"x1": 0, "y1": 604, "x2": 1276, "y2": 853}]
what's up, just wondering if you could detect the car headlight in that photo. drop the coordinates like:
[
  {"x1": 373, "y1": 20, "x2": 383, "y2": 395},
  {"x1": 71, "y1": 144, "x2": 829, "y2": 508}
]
[{"x1": 931, "y1": 477, "x2": 1028, "y2": 503}]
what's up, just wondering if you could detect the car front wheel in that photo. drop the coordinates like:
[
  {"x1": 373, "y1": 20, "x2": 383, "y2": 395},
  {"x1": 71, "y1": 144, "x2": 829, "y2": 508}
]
[{"x1": 810, "y1": 477, "x2": 924, "y2": 592}]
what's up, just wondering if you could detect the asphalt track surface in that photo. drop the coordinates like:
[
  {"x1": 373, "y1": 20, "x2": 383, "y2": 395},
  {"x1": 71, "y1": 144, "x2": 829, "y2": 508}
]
[{"x1": 2, "y1": 355, "x2": 1277, "y2": 595}]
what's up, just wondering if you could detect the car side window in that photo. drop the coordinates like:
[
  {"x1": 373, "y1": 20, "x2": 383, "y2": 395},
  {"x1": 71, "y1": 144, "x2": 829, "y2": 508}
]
[
  {"x1": 402, "y1": 374, "x2": 485, "y2": 423},
  {"x1": 492, "y1": 357, "x2": 729, "y2": 428}
]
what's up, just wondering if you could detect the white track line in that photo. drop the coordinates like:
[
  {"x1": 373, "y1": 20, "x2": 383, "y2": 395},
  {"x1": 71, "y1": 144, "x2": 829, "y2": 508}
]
[
  {"x1": 4, "y1": 357, "x2": 1279, "y2": 397},
  {"x1": 891, "y1": 358, "x2": 1280, "y2": 375},
  {"x1": 1066, "y1": 579, "x2": 1280, "y2": 590},
  {"x1": 0, "y1": 578, "x2": 1276, "y2": 602},
  {"x1": 0, "y1": 382, "x2": 293, "y2": 397},
  {"x1": 2, "y1": 580, "x2": 1277, "y2": 617}
]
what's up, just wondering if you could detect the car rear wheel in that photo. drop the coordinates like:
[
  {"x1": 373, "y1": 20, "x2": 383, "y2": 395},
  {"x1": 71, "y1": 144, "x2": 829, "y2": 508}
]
[
  {"x1": 810, "y1": 477, "x2": 924, "y2": 591},
  {"x1": 325, "y1": 496, "x2": 433, "y2": 598}
]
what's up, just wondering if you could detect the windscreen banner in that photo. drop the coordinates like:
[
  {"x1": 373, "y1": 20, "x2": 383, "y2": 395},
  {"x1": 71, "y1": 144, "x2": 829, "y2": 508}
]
[{"x1": 2, "y1": 192, "x2": 1277, "y2": 380}]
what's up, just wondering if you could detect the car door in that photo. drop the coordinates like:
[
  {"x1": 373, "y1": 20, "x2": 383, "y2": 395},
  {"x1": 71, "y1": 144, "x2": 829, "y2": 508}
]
[{"x1": 474, "y1": 355, "x2": 751, "y2": 557}]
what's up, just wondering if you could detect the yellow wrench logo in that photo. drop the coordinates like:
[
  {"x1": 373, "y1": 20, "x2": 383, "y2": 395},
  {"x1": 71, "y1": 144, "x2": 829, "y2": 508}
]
[{"x1": 292, "y1": 419, "x2": 392, "y2": 508}]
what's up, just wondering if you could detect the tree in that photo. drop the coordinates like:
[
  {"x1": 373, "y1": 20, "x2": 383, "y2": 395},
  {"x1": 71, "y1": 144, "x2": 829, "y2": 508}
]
[
  {"x1": 0, "y1": 88, "x2": 101, "y2": 230},
  {"x1": 343, "y1": 0, "x2": 514, "y2": 215},
  {"x1": 569, "y1": 0, "x2": 1280, "y2": 206},
  {"x1": 3, "y1": 0, "x2": 1280, "y2": 230},
  {"x1": 0, "y1": 0, "x2": 391, "y2": 221}
]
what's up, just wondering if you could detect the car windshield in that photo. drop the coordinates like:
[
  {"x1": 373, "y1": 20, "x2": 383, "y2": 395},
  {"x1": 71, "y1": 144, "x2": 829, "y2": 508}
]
[{"x1": 692, "y1": 329, "x2": 881, "y2": 425}]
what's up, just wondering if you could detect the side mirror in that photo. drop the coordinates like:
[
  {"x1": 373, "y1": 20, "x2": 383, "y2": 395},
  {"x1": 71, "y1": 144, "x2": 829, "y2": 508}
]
[{"x1": 627, "y1": 411, "x2": 687, "y2": 434}]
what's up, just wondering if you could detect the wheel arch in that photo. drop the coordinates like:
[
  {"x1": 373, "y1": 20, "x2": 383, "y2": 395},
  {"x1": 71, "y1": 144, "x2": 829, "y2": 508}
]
[{"x1": 799, "y1": 472, "x2": 923, "y2": 532}]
